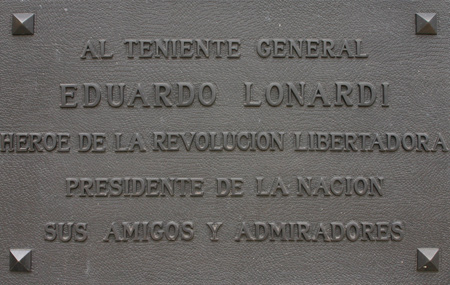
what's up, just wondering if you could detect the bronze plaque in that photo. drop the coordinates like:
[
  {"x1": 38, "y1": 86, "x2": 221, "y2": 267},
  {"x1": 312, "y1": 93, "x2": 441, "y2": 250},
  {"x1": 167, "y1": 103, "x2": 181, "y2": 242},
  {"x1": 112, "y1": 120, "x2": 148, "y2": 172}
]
[{"x1": 1, "y1": 0, "x2": 449, "y2": 283}]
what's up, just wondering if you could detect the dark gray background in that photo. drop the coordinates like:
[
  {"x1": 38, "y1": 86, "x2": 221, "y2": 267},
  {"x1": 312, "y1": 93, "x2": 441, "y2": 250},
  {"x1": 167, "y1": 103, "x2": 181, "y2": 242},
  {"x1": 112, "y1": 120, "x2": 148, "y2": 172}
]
[{"x1": 0, "y1": 0, "x2": 449, "y2": 283}]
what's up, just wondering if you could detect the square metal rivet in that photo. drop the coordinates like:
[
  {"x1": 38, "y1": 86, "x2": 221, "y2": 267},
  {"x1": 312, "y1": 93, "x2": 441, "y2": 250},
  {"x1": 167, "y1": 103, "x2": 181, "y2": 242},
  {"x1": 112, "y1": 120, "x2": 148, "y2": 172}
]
[
  {"x1": 417, "y1": 248, "x2": 439, "y2": 272},
  {"x1": 9, "y1": 249, "x2": 32, "y2": 272},
  {"x1": 12, "y1": 13, "x2": 35, "y2": 35},
  {"x1": 415, "y1": 13, "x2": 437, "y2": 35}
]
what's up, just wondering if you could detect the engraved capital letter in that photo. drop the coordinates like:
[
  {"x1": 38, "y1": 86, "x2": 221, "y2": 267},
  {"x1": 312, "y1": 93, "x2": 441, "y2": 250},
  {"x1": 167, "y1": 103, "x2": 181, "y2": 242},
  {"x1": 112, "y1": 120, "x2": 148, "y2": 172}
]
[
  {"x1": 207, "y1": 222, "x2": 223, "y2": 241},
  {"x1": 244, "y1": 82, "x2": 261, "y2": 107},
  {"x1": 99, "y1": 40, "x2": 114, "y2": 58}
]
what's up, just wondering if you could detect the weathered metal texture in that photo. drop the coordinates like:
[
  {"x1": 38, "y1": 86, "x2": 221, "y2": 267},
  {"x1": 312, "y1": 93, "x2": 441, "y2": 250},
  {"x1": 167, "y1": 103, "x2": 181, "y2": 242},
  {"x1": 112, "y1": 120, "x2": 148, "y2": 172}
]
[{"x1": 0, "y1": 1, "x2": 448, "y2": 283}]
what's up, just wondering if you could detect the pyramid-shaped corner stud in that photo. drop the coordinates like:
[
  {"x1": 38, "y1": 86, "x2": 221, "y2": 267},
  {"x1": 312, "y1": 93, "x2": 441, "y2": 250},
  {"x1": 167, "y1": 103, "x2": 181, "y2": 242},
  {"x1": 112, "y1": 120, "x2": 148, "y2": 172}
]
[
  {"x1": 417, "y1": 248, "x2": 439, "y2": 272},
  {"x1": 9, "y1": 249, "x2": 32, "y2": 272},
  {"x1": 415, "y1": 13, "x2": 437, "y2": 35},
  {"x1": 12, "y1": 13, "x2": 35, "y2": 35}
]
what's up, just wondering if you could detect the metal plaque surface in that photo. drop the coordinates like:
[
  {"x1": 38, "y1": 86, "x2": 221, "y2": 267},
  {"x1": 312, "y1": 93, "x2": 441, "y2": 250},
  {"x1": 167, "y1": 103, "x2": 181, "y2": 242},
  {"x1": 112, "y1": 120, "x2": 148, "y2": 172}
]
[{"x1": 0, "y1": 0, "x2": 449, "y2": 283}]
